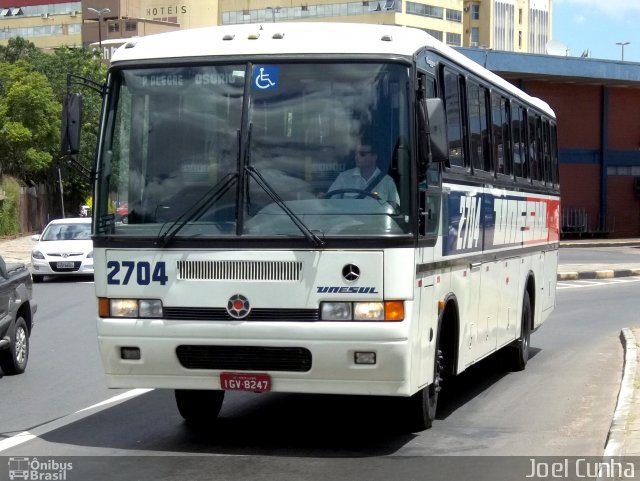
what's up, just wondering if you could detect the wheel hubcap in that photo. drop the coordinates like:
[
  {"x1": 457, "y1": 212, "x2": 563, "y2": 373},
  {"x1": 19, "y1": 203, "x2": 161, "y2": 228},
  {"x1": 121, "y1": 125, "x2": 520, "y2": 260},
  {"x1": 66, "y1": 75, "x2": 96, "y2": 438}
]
[{"x1": 15, "y1": 326, "x2": 27, "y2": 365}]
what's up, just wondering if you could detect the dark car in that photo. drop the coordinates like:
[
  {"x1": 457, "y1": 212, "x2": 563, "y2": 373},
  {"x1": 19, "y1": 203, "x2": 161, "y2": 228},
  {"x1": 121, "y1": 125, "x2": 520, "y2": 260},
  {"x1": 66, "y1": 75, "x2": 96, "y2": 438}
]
[{"x1": 0, "y1": 255, "x2": 36, "y2": 375}]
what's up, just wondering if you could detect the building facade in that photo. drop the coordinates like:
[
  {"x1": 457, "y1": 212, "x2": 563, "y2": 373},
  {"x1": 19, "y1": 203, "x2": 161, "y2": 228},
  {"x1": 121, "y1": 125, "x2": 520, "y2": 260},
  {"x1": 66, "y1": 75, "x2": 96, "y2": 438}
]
[
  {"x1": 462, "y1": 0, "x2": 551, "y2": 53},
  {"x1": 0, "y1": 0, "x2": 82, "y2": 49},
  {"x1": 1, "y1": 1, "x2": 552, "y2": 54}
]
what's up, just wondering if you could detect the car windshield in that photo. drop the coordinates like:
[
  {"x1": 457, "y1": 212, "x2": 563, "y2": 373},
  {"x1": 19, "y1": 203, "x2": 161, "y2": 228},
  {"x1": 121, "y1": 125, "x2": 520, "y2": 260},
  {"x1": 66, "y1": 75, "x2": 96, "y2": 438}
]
[
  {"x1": 41, "y1": 223, "x2": 91, "y2": 241},
  {"x1": 96, "y1": 61, "x2": 413, "y2": 239}
]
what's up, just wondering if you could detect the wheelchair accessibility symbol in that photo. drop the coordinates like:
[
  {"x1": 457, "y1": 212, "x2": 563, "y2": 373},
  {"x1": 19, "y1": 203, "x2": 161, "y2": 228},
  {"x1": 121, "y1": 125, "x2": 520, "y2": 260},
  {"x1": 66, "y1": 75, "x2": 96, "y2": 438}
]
[{"x1": 253, "y1": 66, "x2": 279, "y2": 90}]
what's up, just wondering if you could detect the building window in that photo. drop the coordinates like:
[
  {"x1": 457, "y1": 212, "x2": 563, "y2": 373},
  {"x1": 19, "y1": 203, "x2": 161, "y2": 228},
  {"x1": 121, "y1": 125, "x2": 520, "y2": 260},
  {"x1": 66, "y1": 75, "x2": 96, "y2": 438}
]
[
  {"x1": 471, "y1": 4, "x2": 480, "y2": 20},
  {"x1": 108, "y1": 23, "x2": 119, "y2": 33},
  {"x1": 446, "y1": 32, "x2": 461, "y2": 46},
  {"x1": 471, "y1": 27, "x2": 479, "y2": 46},
  {"x1": 446, "y1": 9, "x2": 461, "y2": 22},
  {"x1": 423, "y1": 28, "x2": 443, "y2": 41},
  {"x1": 406, "y1": 2, "x2": 443, "y2": 19},
  {"x1": 125, "y1": 22, "x2": 136, "y2": 31}
]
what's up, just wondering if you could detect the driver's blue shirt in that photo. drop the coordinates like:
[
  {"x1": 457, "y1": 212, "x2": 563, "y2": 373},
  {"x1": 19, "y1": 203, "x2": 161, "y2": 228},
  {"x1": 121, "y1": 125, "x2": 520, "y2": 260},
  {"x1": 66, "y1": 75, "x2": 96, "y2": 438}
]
[{"x1": 328, "y1": 167, "x2": 399, "y2": 204}]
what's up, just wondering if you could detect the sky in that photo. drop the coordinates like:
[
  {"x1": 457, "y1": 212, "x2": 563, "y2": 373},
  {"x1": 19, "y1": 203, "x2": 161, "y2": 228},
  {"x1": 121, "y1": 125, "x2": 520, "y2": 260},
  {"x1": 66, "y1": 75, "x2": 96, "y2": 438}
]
[{"x1": 552, "y1": 0, "x2": 640, "y2": 62}]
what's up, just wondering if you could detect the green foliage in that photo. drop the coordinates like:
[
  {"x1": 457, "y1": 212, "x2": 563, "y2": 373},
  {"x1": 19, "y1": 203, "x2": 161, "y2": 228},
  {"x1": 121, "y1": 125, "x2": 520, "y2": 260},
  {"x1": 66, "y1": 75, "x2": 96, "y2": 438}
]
[
  {"x1": 0, "y1": 176, "x2": 20, "y2": 236},
  {"x1": 0, "y1": 37, "x2": 107, "y2": 217}
]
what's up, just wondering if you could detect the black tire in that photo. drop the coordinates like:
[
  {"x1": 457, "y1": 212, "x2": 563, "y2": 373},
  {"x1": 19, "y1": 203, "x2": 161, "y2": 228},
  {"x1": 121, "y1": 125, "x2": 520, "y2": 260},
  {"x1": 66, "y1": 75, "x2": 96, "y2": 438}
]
[
  {"x1": 404, "y1": 344, "x2": 443, "y2": 432},
  {"x1": 0, "y1": 317, "x2": 29, "y2": 375},
  {"x1": 175, "y1": 389, "x2": 225, "y2": 425},
  {"x1": 32, "y1": 274, "x2": 43, "y2": 283},
  {"x1": 505, "y1": 290, "x2": 531, "y2": 371}
]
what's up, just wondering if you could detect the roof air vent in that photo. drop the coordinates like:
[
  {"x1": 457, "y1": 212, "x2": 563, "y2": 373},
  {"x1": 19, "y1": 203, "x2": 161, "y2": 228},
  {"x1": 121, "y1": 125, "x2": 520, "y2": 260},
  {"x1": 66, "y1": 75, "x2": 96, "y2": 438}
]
[
  {"x1": 272, "y1": 32, "x2": 285, "y2": 39},
  {"x1": 381, "y1": 35, "x2": 393, "y2": 42},
  {"x1": 223, "y1": 34, "x2": 235, "y2": 41}
]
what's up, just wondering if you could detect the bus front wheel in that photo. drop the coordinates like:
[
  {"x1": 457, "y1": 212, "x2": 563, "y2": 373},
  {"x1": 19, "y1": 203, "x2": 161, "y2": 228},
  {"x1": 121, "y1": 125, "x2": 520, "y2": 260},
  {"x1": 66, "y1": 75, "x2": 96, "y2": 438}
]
[
  {"x1": 175, "y1": 389, "x2": 225, "y2": 425},
  {"x1": 505, "y1": 290, "x2": 531, "y2": 371},
  {"x1": 405, "y1": 346, "x2": 443, "y2": 432}
]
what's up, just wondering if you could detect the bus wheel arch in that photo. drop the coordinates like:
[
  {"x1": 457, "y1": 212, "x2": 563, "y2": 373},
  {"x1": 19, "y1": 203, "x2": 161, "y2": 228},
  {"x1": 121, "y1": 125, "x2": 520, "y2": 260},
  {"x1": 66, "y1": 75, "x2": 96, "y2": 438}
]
[{"x1": 438, "y1": 294, "x2": 460, "y2": 377}]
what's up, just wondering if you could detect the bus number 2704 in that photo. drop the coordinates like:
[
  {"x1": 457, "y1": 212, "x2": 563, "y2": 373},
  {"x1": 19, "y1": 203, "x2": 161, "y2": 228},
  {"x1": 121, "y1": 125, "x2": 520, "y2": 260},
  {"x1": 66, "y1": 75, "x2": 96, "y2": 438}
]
[{"x1": 107, "y1": 261, "x2": 169, "y2": 285}]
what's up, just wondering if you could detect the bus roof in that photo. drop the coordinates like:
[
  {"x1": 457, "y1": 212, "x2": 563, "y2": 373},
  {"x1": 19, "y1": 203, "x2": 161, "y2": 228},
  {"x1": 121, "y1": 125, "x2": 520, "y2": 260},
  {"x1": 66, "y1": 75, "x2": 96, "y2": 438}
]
[{"x1": 111, "y1": 22, "x2": 554, "y2": 117}]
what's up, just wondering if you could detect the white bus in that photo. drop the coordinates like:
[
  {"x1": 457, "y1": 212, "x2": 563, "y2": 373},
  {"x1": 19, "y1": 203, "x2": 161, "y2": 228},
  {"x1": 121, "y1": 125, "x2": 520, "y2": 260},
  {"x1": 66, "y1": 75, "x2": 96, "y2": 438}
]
[{"x1": 63, "y1": 22, "x2": 560, "y2": 431}]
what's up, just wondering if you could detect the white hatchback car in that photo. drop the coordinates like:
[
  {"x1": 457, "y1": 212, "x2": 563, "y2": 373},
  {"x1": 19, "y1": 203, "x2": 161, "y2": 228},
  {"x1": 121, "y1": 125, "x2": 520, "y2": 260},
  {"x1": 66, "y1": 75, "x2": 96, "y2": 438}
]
[{"x1": 31, "y1": 218, "x2": 93, "y2": 282}]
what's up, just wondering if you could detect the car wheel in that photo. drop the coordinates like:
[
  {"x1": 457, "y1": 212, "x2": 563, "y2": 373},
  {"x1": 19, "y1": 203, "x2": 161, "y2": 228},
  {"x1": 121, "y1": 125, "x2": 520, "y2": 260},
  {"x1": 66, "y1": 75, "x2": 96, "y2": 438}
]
[{"x1": 0, "y1": 317, "x2": 29, "y2": 375}]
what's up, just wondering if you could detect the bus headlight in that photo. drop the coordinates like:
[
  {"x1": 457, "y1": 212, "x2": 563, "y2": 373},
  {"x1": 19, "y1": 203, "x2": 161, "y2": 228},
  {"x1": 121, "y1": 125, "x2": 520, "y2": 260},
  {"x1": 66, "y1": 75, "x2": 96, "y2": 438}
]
[
  {"x1": 320, "y1": 302, "x2": 352, "y2": 320},
  {"x1": 320, "y1": 301, "x2": 404, "y2": 321},
  {"x1": 353, "y1": 302, "x2": 384, "y2": 320},
  {"x1": 100, "y1": 298, "x2": 163, "y2": 318}
]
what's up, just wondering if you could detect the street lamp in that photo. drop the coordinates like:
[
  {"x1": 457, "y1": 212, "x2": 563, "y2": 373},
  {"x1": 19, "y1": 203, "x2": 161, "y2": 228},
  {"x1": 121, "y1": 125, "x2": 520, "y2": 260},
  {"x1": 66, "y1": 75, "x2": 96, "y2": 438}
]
[
  {"x1": 616, "y1": 41, "x2": 630, "y2": 61},
  {"x1": 266, "y1": 6, "x2": 281, "y2": 22},
  {"x1": 87, "y1": 7, "x2": 111, "y2": 58}
]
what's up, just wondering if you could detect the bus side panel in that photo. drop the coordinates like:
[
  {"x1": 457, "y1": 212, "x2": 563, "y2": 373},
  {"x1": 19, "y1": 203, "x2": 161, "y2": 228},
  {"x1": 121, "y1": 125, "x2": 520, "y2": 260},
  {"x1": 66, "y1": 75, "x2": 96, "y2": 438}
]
[{"x1": 540, "y1": 248, "x2": 559, "y2": 325}]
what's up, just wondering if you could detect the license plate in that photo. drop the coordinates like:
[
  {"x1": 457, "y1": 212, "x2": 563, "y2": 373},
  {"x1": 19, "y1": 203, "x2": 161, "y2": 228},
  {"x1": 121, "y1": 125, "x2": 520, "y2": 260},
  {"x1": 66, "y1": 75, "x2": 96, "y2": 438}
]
[
  {"x1": 56, "y1": 261, "x2": 74, "y2": 269},
  {"x1": 220, "y1": 372, "x2": 271, "y2": 392}
]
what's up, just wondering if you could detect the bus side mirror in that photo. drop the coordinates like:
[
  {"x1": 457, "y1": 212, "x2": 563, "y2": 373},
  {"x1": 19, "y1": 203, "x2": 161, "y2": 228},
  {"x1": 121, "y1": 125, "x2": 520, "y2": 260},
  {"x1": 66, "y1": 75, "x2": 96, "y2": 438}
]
[
  {"x1": 60, "y1": 93, "x2": 83, "y2": 155},
  {"x1": 425, "y1": 98, "x2": 448, "y2": 163}
]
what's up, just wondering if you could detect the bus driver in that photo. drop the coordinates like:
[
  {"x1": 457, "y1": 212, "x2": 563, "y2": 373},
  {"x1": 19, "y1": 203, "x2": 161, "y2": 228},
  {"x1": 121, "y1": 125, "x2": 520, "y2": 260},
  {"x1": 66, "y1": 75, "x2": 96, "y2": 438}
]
[{"x1": 327, "y1": 136, "x2": 400, "y2": 205}]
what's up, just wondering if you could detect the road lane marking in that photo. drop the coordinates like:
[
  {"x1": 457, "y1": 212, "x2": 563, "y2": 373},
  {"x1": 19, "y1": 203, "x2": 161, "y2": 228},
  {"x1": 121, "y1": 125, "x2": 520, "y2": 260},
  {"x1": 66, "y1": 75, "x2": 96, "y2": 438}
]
[
  {"x1": 0, "y1": 388, "x2": 153, "y2": 453},
  {"x1": 558, "y1": 277, "x2": 640, "y2": 290}
]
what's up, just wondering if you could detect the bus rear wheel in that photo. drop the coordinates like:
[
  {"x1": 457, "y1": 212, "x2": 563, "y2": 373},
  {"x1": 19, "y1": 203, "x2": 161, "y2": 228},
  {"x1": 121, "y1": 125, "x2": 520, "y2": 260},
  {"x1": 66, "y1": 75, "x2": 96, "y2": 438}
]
[{"x1": 175, "y1": 389, "x2": 225, "y2": 425}]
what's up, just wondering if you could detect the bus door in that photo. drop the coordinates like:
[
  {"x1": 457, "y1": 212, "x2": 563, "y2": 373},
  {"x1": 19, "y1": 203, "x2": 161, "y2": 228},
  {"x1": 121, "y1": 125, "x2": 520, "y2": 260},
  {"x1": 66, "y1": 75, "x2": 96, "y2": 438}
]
[{"x1": 444, "y1": 185, "x2": 483, "y2": 367}]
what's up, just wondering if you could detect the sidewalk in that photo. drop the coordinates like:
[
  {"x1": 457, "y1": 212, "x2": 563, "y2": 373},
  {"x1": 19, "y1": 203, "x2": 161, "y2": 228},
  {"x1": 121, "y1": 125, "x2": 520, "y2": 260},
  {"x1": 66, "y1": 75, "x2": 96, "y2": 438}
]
[{"x1": 1, "y1": 234, "x2": 640, "y2": 457}]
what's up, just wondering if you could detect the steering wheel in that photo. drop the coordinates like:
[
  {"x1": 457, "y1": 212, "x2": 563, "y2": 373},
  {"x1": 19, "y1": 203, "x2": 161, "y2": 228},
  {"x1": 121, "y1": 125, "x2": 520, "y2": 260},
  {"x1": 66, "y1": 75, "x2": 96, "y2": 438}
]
[{"x1": 325, "y1": 188, "x2": 381, "y2": 200}]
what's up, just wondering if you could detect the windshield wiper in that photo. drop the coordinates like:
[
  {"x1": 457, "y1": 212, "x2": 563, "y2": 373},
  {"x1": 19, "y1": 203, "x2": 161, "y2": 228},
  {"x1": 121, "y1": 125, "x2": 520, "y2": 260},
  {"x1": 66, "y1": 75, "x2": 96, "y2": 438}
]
[
  {"x1": 156, "y1": 173, "x2": 238, "y2": 247},
  {"x1": 245, "y1": 165, "x2": 325, "y2": 247}
]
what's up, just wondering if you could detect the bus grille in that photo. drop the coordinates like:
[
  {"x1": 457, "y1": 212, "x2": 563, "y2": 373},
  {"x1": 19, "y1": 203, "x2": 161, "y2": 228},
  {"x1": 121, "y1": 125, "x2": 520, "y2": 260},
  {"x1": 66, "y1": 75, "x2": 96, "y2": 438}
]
[
  {"x1": 177, "y1": 260, "x2": 303, "y2": 281},
  {"x1": 164, "y1": 307, "x2": 319, "y2": 321},
  {"x1": 176, "y1": 345, "x2": 312, "y2": 372}
]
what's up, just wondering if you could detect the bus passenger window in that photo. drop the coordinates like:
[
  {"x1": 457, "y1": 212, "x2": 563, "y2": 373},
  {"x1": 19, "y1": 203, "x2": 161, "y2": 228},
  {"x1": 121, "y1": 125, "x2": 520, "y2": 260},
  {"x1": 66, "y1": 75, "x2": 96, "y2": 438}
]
[
  {"x1": 512, "y1": 104, "x2": 528, "y2": 179},
  {"x1": 443, "y1": 69, "x2": 465, "y2": 167},
  {"x1": 493, "y1": 93, "x2": 511, "y2": 176},
  {"x1": 468, "y1": 82, "x2": 490, "y2": 173}
]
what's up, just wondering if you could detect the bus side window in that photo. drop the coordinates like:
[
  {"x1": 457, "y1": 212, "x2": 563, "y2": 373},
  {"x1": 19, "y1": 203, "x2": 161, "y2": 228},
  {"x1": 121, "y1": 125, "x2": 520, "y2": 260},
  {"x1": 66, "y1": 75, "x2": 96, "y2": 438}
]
[
  {"x1": 527, "y1": 112, "x2": 539, "y2": 182},
  {"x1": 551, "y1": 123, "x2": 559, "y2": 185},
  {"x1": 493, "y1": 93, "x2": 512, "y2": 176},
  {"x1": 419, "y1": 163, "x2": 441, "y2": 237},
  {"x1": 512, "y1": 104, "x2": 528, "y2": 180},
  {"x1": 442, "y1": 68, "x2": 465, "y2": 167},
  {"x1": 542, "y1": 119, "x2": 551, "y2": 184},
  {"x1": 468, "y1": 81, "x2": 491, "y2": 173}
]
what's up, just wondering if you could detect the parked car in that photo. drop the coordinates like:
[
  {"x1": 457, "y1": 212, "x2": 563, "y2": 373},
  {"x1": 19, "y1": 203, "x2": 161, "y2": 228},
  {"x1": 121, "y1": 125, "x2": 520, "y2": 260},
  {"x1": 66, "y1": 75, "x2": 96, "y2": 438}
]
[
  {"x1": 31, "y1": 217, "x2": 93, "y2": 283},
  {"x1": 116, "y1": 202, "x2": 128, "y2": 223},
  {"x1": 0, "y1": 255, "x2": 36, "y2": 375}
]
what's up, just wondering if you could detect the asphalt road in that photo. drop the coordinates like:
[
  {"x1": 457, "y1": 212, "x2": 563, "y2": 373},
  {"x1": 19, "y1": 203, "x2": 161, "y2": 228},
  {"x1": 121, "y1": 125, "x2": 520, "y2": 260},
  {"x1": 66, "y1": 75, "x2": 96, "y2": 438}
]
[
  {"x1": 559, "y1": 245, "x2": 640, "y2": 265},
  {"x1": 1, "y1": 274, "x2": 639, "y2": 480}
]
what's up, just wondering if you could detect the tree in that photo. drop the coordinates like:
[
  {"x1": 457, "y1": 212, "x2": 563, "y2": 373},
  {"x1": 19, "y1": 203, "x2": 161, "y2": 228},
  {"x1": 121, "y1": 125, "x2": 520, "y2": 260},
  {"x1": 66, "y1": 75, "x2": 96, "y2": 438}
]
[
  {"x1": 0, "y1": 37, "x2": 106, "y2": 215},
  {"x1": 0, "y1": 60, "x2": 60, "y2": 181}
]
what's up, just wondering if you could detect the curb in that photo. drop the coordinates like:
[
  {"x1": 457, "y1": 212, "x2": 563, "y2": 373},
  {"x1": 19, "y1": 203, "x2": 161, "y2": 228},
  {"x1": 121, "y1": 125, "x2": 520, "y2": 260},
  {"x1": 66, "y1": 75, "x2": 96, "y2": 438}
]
[
  {"x1": 557, "y1": 269, "x2": 640, "y2": 281},
  {"x1": 603, "y1": 328, "x2": 637, "y2": 458}
]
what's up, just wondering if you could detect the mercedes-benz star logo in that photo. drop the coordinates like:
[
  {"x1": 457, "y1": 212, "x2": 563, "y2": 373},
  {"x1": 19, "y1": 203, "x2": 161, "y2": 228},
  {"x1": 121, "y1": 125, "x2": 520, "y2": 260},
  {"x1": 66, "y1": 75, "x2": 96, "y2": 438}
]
[
  {"x1": 342, "y1": 264, "x2": 360, "y2": 282},
  {"x1": 227, "y1": 294, "x2": 251, "y2": 319}
]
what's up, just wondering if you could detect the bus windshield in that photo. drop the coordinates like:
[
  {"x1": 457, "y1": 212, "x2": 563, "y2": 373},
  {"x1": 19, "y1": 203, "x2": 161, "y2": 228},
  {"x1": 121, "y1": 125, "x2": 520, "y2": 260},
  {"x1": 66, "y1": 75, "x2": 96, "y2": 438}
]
[{"x1": 97, "y1": 62, "x2": 413, "y2": 240}]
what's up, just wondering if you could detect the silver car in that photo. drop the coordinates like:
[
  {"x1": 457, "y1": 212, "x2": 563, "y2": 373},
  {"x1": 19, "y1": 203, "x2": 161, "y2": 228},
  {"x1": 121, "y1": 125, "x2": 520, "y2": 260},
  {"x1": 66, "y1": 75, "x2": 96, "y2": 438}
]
[{"x1": 31, "y1": 218, "x2": 93, "y2": 282}]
